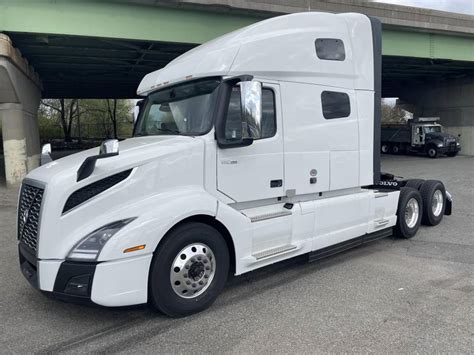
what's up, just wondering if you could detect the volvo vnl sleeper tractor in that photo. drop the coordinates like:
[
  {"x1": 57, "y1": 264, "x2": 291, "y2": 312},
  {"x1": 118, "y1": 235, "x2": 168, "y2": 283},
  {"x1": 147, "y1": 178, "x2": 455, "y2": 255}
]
[{"x1": 18, "y1": 12, "x2": 452, "y2": 317}]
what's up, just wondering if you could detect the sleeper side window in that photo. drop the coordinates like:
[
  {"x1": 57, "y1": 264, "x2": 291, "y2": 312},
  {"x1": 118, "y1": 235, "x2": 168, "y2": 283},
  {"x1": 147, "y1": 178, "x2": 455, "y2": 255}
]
[
  {"x1": 225, "y1": 86, "x2": 276, "y2": 140},
  {"x1": 315, "y1": 38, "x2": 345, "y2": 61},
  {"x1": 321, "y1": 91, "x2": 351, "y2": 119}
]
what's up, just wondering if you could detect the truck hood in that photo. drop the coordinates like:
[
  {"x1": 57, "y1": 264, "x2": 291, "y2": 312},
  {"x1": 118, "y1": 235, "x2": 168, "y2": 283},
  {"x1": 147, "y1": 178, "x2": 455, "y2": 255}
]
[
  {"x1": 425, "y1": 132, "x2": 456, "y2": 141},
  {"x1": 26, "y1": 135, "x2": 202, "y2": 186}
]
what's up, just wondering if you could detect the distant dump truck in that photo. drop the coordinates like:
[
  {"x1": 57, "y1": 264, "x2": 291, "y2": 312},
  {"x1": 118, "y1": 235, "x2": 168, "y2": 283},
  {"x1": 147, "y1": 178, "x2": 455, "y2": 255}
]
[{"x1": 381, "y1": 118, "x2": 461, "y2": 158}]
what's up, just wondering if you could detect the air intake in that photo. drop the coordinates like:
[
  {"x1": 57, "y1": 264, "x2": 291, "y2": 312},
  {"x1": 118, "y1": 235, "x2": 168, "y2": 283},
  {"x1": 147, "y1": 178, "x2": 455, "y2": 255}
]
[{"x1": 63, "y1": 169, "x2": 132, "y2": 213}]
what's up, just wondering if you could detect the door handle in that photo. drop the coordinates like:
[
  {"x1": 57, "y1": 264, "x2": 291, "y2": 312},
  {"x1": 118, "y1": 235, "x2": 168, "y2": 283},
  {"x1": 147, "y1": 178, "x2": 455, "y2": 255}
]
[{"x1": 270, "y1": 179, "x2": 283, "y2": 188}]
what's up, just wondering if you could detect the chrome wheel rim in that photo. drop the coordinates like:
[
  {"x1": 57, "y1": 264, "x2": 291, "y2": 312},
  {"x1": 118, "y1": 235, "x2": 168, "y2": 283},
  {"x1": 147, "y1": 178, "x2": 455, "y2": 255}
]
[
  {"x1": 432, "y1": 190, "x2": 444, "y2": 217},
  {"x1": 170, "y1": 243, "x2": 216, "y2": 299},
  {"x1": 405, "y1": 197, "x2": 419, "y2": 228},
  {"x1": 428, "y1": 149, "x2": 436, "y2": 157},
  {"x1": 382, "y1": 145, "x2": 388, "y2": 153}
]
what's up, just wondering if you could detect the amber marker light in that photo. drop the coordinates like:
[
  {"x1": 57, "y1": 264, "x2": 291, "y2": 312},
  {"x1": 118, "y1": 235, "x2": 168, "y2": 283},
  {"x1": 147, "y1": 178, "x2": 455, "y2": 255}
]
[{"x1": 123, "y1": 244, "x2": 146, "y2": 253}]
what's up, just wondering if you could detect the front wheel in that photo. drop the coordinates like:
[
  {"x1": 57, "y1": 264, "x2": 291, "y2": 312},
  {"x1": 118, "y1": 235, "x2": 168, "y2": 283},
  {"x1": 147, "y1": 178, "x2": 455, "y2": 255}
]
[
  {"x1": 395, "y1": 187, "x2": 423, "y2": 239},
  {"x1": 149, "y1": 222, "x2": 229, "y2": 317},
  {"x1": 427, "y1": 146, "x2": 438, "y2": 158},
  {"x1": 381, "y1": 144, "x2": 389, "y2": 154}
]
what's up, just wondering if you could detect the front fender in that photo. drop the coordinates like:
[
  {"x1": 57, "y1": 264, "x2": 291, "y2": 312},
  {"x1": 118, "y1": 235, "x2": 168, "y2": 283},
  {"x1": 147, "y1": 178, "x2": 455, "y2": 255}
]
[
  {"x1": 427, "y1": 139, "x2": 443, "y2": 148},
  {"x1": 98, "y1": 187, "x2": 218, "y2": 261}
]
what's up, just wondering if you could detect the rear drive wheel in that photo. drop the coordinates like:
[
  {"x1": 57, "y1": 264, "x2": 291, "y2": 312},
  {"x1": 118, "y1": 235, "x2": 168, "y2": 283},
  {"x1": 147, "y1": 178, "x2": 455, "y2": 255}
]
[
  {"x1": 404, "y1": 179, "x2": 424, "y2": 190},
  {"x1": 395, "y1": 187, "x2": 423, "y2": 239},
  {"x1": 381, "y1": 144, "x2": 389, "y2": 154},
  {"x1": 427, "y1": 145, "x2": 438, "y2": 158},
  {"x1": 420, "y1": 180, "x2": 446, "y2": 226},
  {"x1": 391, "y1": 145, "x2": 400, "y2": 154},
  {"x1": 149, "y1": 222, "x2": 229, "y2": 317}
]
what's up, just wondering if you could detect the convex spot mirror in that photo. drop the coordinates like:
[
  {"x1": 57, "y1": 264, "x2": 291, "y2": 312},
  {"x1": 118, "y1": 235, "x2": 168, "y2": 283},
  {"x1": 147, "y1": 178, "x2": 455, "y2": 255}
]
[
  {"x1": 240, "y1": 80, "x2": 263, "y2": 140},
  {"x1": 40, "y1": 143, "x2": 52, "y2": 165},
  {"x1": 100, "y1": 139, "x2": 119, "y2": 155}
]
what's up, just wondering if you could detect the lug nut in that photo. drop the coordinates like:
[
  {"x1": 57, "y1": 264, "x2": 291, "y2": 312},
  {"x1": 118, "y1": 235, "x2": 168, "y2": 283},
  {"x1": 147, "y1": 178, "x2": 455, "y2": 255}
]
[
  {"x1": 186, "y1": 280, "x2": 191, "y2": 285},
  {"x1": 204, "y1": 274, "x2": 209, "y2": 279},
  {"x1": 205, "y1": 266, "x2": 210, "y2": 270},
  {"x1": 199, "y1": 281, "x2": 204, "y2": 285},
  {"x1": 183, "y1": 273, "x2": 188, "y2": 278},
  {"x1": 192, "y1": 283, "x2": 197, "y2": 288},
  {"x1": 185, "y1": 264, "x2": 190, "y2": 269}
]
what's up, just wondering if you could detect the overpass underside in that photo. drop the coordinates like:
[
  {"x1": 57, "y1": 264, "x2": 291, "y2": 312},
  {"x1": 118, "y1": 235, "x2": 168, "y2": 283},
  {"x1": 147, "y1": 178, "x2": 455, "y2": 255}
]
[{"x1": 1, "y1": 0, "x2": 474, "y2": 186}]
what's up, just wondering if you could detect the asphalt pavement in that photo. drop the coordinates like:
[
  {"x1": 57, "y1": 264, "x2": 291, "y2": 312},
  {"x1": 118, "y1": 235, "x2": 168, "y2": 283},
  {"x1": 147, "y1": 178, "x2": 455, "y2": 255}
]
[{"x1": 1, "y1": 154, "x2": 473, "y2": 353}]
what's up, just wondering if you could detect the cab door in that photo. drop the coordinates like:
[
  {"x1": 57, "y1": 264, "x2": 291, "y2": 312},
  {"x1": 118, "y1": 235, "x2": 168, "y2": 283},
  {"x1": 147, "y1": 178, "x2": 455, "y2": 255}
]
[{"x1": 217, "y1": 83, "x2": 283, "y2": 202}]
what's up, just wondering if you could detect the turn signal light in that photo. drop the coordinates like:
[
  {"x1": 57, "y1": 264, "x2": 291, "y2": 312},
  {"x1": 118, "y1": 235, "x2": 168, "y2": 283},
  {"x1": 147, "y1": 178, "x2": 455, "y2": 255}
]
[{"x1": 123, "y1": 244, "x2": 146, "y2": 253}]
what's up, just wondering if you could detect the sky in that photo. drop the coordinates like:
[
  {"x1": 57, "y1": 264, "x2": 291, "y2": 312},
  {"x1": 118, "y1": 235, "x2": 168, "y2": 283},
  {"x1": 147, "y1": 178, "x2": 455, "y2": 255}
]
[{"x1": 374, "y1": 0, "x2": 474, "y2": 15}]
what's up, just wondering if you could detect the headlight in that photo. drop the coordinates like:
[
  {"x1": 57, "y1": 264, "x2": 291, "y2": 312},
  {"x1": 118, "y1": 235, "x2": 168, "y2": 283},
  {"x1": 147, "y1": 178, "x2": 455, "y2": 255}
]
[
  {"x1": 67, "y1": 218, "x2": 135, "y2": 261},
  {"x1": 457, "y1": 142, "x2": 460, "y2": 146}
]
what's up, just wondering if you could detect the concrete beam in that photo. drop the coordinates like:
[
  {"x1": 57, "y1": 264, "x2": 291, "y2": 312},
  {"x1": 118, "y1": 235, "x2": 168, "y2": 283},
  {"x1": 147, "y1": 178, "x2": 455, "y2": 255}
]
[
  {"x1": 152, "y1": 0, "x2": 474, "y2": 36},
  {"x1": 0, "y1": 34, "x2": 42, "y2": 187},
  {"x1": 1, "y1": 1, "x2": 473, "y2": 61}
]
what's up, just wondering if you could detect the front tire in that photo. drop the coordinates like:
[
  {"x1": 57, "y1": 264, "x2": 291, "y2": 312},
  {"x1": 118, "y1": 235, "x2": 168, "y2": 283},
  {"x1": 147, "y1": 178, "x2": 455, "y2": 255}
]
[
  {"x1": 381, "y1": 144, "x2": 389, "y2": 154},
  {"x1": 427, "y1": 145, "x2": 438, "y2": 158},
  {"x1": 149, "y1": 222, "x2": 229, "y2": 317},
  {"x1": 420, "y1": 180, "x2": 446, "y2": 226},
  {"x1": 392, "y1": 145, "x2": 400, "y2": 154},
  {"x1": 395, "y1": 187, "x2": 423, "y2": 239}
]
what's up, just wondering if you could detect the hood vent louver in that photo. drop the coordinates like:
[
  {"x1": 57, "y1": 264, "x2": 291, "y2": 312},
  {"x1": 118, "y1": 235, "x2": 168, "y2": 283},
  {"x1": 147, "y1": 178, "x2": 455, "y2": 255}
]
[{"x1": 63, "y1": 169, "x2": 133, "y2": 214}]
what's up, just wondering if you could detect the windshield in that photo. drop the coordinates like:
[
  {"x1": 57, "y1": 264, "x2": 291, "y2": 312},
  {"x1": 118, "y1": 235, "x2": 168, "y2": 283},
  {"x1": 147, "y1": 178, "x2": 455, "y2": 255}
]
[
  {"x1": 424, "y1": 126, "x2": 442, "y2": 134},
  {"x1": 135, "y1": 78, "x2": 221, "y2": 136}
]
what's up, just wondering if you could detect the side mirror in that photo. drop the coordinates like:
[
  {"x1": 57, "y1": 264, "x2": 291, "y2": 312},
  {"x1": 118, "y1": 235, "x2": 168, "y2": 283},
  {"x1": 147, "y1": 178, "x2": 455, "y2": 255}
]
[
  {"x1": 240, "y1": 80, "x2": 262, "y2": 140},
  {"x1": 40, "y1": 143, "x2": 53, "y2": 165}
]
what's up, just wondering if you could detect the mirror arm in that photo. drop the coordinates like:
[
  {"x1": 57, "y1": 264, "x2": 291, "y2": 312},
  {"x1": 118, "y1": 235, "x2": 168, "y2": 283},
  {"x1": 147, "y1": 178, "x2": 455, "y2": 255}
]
[
  {"x1": 76, "y1": 152, "x2": 118, "y2": 182},
  {"x1": 223, "y1": 74, "x2": 253, "y2": 84}
]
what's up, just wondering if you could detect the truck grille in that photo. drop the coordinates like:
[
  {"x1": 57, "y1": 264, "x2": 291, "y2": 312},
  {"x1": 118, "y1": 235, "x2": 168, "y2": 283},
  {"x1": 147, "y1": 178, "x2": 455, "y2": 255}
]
[{"x1": 18, "y1": 183, "x2": 44, "y2": 253}]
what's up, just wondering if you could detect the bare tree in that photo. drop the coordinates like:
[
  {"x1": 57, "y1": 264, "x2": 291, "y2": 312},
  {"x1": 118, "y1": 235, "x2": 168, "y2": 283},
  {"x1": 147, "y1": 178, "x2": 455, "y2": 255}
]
[
  {"x1": 106, "y1": 99, "x2": 118, "y2": 139},
  {"x1": 41, "y1": 99, "x2": 80, "y2": 142}
]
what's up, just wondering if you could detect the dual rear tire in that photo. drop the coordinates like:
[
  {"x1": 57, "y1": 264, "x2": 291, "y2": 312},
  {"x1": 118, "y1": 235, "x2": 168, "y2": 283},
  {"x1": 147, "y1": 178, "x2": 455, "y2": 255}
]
[{"x1": 395, "y1": 180, "x2": 446, "y2": 238}]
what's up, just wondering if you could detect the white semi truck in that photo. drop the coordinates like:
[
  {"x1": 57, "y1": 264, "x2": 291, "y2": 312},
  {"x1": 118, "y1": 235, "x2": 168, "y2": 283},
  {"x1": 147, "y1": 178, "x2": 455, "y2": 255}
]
[{"x1": 18, "y1": 12, "x2": 452, "y2": 317}]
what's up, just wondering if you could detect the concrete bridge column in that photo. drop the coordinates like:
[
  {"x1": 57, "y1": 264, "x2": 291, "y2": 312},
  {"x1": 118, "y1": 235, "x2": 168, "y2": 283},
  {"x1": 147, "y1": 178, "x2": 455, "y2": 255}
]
[
  {"x1": 0, "y1": 34, "x2": 42, "y2": 187},
  {"x1": 399, "y1": 78, "x2": 474, "y2": 156}
]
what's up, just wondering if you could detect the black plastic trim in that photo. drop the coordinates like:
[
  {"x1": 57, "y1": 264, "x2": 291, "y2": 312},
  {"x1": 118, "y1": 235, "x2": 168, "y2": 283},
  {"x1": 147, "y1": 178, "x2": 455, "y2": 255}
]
[
  {"x1": 308, "y1": 227, "x2": 392, "y2": 263},
  {"x1": 64, "y1": 169, "x2": 133, "y2": 213},
  {"x1": 53, "y1": 260, "x2": 97, "y2": 297},
  {"x1": 19, "y1": 244, "x2": 38, "y2": 288},
  {"x1": 369, "y1": 16, "x2": 382, "y2": 185}
]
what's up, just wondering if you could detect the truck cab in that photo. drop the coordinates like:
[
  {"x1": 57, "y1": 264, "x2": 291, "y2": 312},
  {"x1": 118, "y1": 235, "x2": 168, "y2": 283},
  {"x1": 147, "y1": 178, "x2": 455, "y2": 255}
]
[{"x1": 17, "y1": 12, "x2": 451, "y2": 317}]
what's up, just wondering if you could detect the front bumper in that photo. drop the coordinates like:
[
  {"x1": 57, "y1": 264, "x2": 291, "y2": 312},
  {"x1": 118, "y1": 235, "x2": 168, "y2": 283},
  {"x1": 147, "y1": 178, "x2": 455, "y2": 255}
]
[
  {"x1": 438, "y1": 144, "x2": 461, "y2": 154},
  {"x1": 19, "y1": 244, "x2": 152, "y2": 307}
]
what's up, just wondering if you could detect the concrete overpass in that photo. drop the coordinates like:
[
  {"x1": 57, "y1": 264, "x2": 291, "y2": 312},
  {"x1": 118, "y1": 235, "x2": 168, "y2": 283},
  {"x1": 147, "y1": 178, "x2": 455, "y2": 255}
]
[{"x1": 1, "y1": 0, "x2": 474, "y2": 186}]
